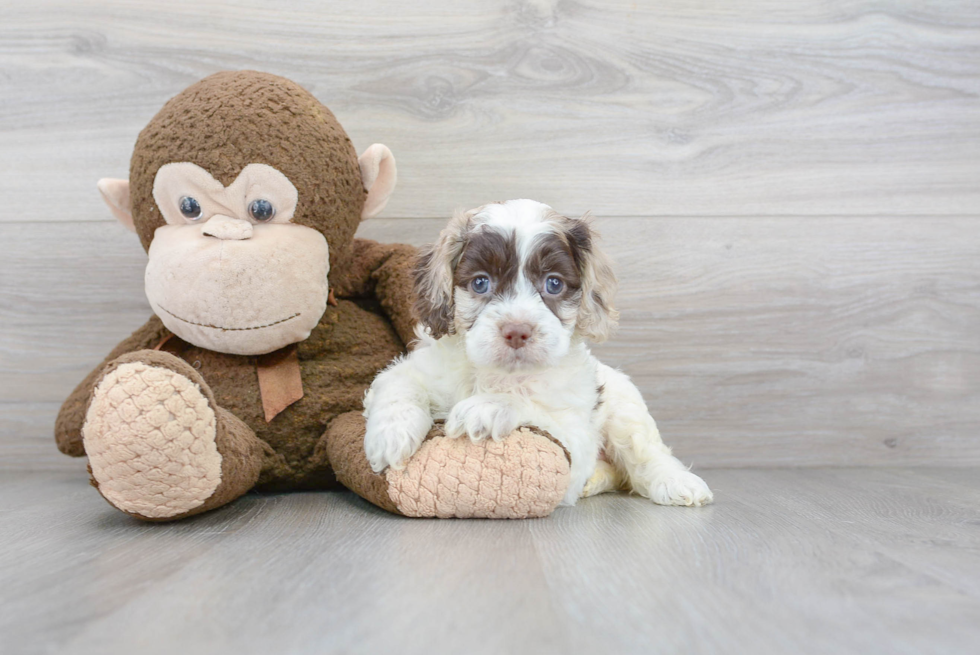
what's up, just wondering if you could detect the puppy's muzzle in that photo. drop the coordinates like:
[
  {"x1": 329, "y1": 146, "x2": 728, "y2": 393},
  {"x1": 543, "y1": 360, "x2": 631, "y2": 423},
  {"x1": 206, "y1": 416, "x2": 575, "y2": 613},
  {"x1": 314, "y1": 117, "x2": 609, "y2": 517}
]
[{"x1": 501, "y1": 322, "x2": 533, "y2": 350}]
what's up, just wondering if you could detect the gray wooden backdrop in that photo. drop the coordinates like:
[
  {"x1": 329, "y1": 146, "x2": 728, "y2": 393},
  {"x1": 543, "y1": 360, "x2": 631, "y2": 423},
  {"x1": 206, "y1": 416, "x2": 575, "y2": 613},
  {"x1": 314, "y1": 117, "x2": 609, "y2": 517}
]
[{"x1": 2, "y1": 0, "x2": 978, "y2": 470}]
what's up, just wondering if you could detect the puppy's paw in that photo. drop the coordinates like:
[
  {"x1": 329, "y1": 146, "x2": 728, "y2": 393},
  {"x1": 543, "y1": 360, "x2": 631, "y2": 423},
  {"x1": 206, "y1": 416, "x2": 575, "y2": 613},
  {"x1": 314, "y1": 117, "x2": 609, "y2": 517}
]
[
  {"x1": 445, "y1": 396, "x2": 520, "y2": 442},
  {"x1": 580, "y1": 460, "x2": 624, "y2": 498},
  {"x1": 648, "y1": 470, "x2": 714, "y2": 507},
  {"x1": 364, "y1": 403, "x2": 433, "y2": 473}
]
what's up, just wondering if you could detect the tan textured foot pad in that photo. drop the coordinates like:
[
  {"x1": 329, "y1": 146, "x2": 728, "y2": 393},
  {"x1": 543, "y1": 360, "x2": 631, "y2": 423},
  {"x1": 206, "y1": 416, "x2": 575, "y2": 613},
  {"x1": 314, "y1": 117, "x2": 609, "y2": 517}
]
[
  {"x1": 385, "y1": 427, "x2": 571, "y2": 519},
  {"x1": 82, "y1": 361, "x2": 222, "y2": 519}
]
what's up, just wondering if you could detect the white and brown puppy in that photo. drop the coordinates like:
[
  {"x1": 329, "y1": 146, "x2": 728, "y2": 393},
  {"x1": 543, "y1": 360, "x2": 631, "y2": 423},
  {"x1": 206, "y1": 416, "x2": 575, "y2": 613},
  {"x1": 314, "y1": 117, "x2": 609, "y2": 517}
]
[{"x1": 363, "y1": 199, "x2": 712, "y2": 507}]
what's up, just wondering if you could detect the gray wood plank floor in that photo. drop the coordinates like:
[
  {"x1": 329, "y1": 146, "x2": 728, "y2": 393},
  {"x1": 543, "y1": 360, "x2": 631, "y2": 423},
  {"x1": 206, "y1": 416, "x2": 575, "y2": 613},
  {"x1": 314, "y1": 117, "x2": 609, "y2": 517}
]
[{"x1": 1, "y1": 467, "x2": 978, "y2": 655}]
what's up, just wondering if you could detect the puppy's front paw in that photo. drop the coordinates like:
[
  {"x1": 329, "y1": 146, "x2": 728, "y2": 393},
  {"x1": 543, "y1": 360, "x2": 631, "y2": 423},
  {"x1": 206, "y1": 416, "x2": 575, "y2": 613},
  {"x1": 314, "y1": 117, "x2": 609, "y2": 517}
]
[
  {"x1": 364, "y1": 403, "x2": 433, "y2": 473},
  {"x1": 445, "y1": 396, "x2": 520, "y2": 442},
  {"x1": 649, "y1": 471, "x2": 714, "y2": 507}
]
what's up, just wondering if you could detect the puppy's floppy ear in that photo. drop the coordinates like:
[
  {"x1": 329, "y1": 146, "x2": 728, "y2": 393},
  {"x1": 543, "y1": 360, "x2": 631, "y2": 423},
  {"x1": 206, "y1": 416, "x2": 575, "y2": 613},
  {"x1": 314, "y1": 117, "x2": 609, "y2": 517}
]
[
  {"x1": 567, "y1": 213, "x2": 619, "y2": 342},
  {"x1": 414, "y1": 209, "x2": 472, "y2": 338}
]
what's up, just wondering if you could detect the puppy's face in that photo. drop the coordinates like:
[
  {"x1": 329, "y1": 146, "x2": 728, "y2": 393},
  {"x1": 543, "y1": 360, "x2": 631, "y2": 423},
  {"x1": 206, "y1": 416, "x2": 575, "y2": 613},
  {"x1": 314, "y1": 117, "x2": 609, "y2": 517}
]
[{"x1": 415, "y1": 199, "x2": 618, "y2": 371}]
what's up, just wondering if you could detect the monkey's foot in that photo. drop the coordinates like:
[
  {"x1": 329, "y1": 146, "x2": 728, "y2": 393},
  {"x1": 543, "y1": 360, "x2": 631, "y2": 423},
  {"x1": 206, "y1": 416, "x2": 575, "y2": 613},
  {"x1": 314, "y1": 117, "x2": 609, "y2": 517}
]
[
  {"x1": 82, "y1": 351, "x2": 262, "y2": 521},
  {"x1": 326, "y1": 414, "x2": 571, "y2": 519}
]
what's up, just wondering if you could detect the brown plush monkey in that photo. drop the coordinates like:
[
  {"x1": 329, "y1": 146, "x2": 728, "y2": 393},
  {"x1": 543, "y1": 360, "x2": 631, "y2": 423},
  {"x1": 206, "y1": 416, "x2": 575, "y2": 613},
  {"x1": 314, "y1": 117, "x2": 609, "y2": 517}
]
[{"x1": 56, "y1": 71, "x2": 570, "y2": 520}]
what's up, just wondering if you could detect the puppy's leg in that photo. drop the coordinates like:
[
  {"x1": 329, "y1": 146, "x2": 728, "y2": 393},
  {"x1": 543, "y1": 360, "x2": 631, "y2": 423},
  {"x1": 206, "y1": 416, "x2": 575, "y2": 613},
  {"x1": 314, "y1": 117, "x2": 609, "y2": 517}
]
[
  {"x1": 596, "y1": 363, "x2": 713, "y2": 507},
  {"x1": 580, "y1": 459, "x2": 624, "y2": 498},
  {"x1": 363, "y1": 357, "x2": 434, "y2": 473},
  {"x1": 447, "y1": 396, "x2": 602, "y2": 506}
]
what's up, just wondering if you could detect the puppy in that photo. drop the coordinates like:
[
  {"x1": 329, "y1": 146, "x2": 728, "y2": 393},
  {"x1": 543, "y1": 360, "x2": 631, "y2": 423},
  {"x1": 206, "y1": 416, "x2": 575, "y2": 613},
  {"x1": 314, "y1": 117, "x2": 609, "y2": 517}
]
[{"x1": 363, "y1": 199, "x2": 712, "y2": 507}]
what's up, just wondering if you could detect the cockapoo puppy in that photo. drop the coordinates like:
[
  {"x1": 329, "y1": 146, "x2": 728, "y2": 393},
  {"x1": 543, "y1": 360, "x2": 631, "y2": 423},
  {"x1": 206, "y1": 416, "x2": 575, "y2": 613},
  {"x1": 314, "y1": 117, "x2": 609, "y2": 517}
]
[{"x1": 363, "y1": 199, "x2": 712, "y2": 507}]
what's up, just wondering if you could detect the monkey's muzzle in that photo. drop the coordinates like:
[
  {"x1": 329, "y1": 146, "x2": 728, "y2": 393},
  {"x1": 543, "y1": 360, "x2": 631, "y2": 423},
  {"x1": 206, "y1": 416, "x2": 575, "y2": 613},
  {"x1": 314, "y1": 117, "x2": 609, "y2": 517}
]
[{"x1": 145, "y1": 223, "x2": 330, "y2": 355}]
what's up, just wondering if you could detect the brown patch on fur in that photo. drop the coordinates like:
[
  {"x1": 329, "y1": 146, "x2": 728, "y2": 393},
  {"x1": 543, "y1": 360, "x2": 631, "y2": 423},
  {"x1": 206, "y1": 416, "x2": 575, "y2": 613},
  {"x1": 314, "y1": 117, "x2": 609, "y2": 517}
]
[
  {"x1": 454, "y1": 229, "x2": 519, "y2": 294},
  {"x1": 524, "y1": 232, "x2": 583, "y2": 321},
  {"x1": 543, "y1": 211, "x2": 619, "y2": 342},
  {"x1": 452, "y1": 228, "x2": 520, "y2": 331}
]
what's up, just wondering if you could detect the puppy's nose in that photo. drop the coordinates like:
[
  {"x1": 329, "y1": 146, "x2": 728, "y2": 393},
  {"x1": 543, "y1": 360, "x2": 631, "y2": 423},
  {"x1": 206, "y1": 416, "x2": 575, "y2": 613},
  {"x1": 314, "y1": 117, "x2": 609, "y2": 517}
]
[{"x1": 501, "y1": 323, "x2": 533, "y2": 349}]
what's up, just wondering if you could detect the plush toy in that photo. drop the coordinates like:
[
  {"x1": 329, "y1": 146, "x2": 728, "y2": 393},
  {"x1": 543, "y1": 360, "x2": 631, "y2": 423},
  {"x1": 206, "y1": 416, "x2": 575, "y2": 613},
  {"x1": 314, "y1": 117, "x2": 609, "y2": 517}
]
[{"x1": 55, "y1": 71, "x2": 571, "y2": 520}]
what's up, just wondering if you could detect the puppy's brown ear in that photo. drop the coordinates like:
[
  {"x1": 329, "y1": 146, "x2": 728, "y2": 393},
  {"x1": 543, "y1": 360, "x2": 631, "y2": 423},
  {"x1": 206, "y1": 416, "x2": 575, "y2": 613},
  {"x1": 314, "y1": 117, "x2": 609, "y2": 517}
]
[
  {"x1": 569, "y1": 213, "x2": 619, "y2": 342},
  {"x1": 413, "y1": 209, "x2": 472, "y2": 338}
]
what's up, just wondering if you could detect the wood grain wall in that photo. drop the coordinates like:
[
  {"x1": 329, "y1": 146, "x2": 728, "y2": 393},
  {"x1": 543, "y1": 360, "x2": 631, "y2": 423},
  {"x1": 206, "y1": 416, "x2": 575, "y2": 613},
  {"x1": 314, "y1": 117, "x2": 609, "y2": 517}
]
[{"x1": 2, "y1": 0, "x2": 978, "y2": 469}]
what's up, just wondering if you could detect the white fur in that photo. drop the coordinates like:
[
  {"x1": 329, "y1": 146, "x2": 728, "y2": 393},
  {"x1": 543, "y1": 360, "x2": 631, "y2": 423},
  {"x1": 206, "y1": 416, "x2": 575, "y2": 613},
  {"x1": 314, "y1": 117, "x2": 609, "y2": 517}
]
[{"x1": 363, "y1": 199, "x2": 713, "y2": 507}]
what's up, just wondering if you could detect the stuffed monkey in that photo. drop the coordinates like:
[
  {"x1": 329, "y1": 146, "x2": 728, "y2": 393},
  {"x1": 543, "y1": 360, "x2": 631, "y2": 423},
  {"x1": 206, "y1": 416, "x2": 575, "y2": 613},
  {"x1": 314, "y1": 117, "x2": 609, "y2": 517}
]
[{"x1": 55, "y1": 71, "x2": 571, "y2": 520}]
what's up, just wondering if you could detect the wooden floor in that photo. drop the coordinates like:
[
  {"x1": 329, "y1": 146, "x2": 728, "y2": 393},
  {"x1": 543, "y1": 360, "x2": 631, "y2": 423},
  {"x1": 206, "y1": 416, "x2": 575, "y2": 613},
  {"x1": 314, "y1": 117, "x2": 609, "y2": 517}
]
[{"x1": 2, "y1": 467, "x2": 978, "y2": 655}]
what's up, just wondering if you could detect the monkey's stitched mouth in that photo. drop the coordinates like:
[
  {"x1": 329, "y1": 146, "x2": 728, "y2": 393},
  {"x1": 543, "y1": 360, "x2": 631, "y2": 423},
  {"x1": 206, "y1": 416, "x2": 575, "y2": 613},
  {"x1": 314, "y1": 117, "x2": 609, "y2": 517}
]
[{"x1": 158, "y1": 305, "x2": 301, "y2": 332}]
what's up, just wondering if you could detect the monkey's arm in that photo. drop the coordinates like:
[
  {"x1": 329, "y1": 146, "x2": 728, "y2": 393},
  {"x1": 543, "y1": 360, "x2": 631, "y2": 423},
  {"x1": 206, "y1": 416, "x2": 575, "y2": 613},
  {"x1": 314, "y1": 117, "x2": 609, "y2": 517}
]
[
  {"x1": 54, "y1": 316, "x2": 171, "y2": 456},
  {"x1": 332, "y1": 238, "x2": 418, "y2": 347}
]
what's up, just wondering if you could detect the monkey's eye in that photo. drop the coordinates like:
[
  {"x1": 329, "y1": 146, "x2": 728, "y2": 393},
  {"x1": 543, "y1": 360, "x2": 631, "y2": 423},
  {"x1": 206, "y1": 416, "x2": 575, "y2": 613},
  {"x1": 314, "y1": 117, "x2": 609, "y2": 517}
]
[
  {"x1": 471, "y1": 276, "x2": 491, "y2": 295},
  {"x1": 248, "y1": 199, "x2": 275, "y2": 222},
  {"x1": 178, "y1": 196, "x2": 203, "y2": 220},
  {"x1": 545, "y1": 276, "x2": 564, "y2": 295}
]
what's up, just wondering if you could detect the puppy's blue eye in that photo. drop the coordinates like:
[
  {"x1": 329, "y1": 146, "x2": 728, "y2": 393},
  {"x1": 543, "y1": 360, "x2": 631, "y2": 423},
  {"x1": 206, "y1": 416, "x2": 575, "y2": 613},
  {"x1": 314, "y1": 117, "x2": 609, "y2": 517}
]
[
  {"x1": 248, "y1": 199, "x2": 275, "y2": 222},
  {"x1": 545, "y1": 276, "x2": 564, "y2": 294},
  {"x1": 179, "y1": 196, "x2": 202, "y2": 220},
  {"x1": 471, "y1": 276, "x2": 490, "y2": 294}
]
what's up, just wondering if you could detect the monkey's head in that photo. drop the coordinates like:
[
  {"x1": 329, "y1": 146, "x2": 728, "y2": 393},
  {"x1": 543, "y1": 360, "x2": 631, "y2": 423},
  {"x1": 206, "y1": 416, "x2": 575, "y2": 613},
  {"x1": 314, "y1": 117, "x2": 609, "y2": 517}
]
[{"x1": 97, "y1": 71, "x2": 396, "y2": 356}]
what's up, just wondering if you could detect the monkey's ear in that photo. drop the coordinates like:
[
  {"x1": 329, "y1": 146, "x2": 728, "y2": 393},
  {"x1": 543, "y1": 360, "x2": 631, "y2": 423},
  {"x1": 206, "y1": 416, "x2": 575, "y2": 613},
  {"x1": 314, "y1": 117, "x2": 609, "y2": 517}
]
[
  {"x1": 97, "y1": 178, "x2": 136, "y2": 233},
  {"x1": 358, "y1": 144, "x2": 397, "y2": 220}
]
